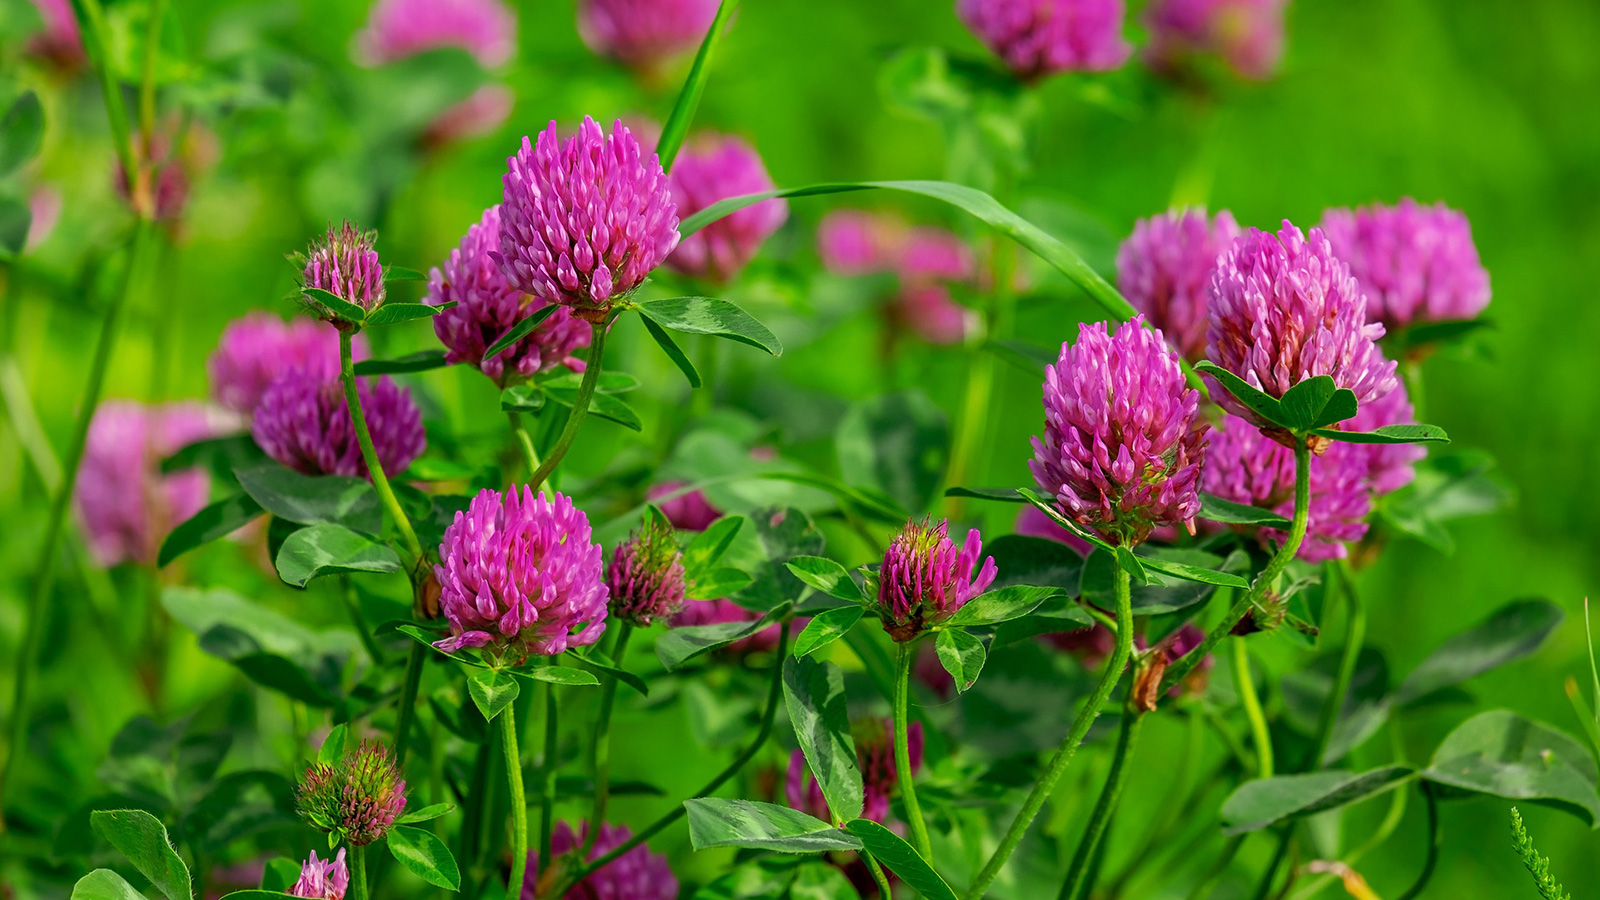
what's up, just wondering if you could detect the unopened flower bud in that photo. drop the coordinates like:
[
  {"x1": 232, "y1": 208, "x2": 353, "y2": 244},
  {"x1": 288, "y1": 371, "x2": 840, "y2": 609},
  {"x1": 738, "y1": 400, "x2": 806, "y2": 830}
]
[
  {"x1": 606, "y1": 518, "x2": 687, "y2": 626},
  {"x1": 298, "y1": 740, "x2": 407, "y2": 846}
]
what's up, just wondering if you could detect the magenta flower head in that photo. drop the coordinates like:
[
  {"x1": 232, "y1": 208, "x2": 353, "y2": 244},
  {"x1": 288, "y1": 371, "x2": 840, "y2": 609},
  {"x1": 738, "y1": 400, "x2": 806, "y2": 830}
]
[
  {"x1": 208, "y1": 313, "x2": 357, "y2": 415},
  {"x1": 956, "y1": 0, "x2": 1132, "y2": 81},
  {"x1": 787, "y1": 719, "x2": 923, "y2": 824},
  {"x1": 355, "y1": 0, "x2": 515, "y2": 66},
  {"x1": 876, "y1": 519, "x2": 997, "y2": 642},
  {"x1": 524, "y1": 821, "x2": 678, "y2": 900},
  {"x1": 1029, "y1": 316, "x2": 1208, "y2": 545},
  {"x1": 665, "y1": 133, "x2": 787, "y2": 283},
  {"x1": 434, "y1": 487, "x2": 608, "y2": 662},
  {"x1": 1203, "y1": 415, "x2": 1372, "y2": 562},
  {"x1": 606, "y1": 517, "x2": 687, "y2": 626},
  {"x1": 1117, "y1": 208, "x2": 1241, "y2": 362},
  {"x1": 1319, "y1": 199, "x2": 1491, "y2": 331},
  {"x1": 298, "y1": 740, "x2": 407, "y2": 846},
  {"x1": 1206, "y1": 221, "x2": 1398, "y2": 434},
  {"x1": 1142, "y1": 0, "x2": 1288, "y2": 81},
  {"x1": 429, "y1": 205, "x2": 590, "y2": 385},
  {"x1": 498, "y1": 117, "x2": 680, "y2": 321},
  {"x1": 289, "y1": 849, "x2": 349, "y2": 900},
  {"x1": 297, "y1": 223, "x2": 386, "y2": 326},
  {"x1": 647, "y1": 481, "x2": 723, "y2": 532},
  {"x1": 252, "y1": 368, "x2": 425, "y2": 479},
  {"x1": 817, "y1": 210, "x2": 902, "y2": 276},
  {"x1": 576, "y1": 0, "x2": 719, "y2": 74},
  {"x1": 1347, "y1": 377, "x2": 1425, "y2": 496},
  {"x1": 74, "y1": 401, "x2": 216, "y2": 567}
]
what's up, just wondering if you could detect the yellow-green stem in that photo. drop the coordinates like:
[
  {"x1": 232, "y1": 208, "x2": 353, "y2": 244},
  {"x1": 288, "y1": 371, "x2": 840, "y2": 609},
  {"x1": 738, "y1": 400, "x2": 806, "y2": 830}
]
[
  {"x1": 528, "y1": 320, "x2": 607, "y2": 492},
  {"x1": 350, "y1": 844, "x2": 368, "y2": 900},
  {"x1": 539, "y1": 675, "x2": 559, "y2": 866},
  {"x1": 502, "y1": 703, "x2": 528, "y2": 900},
  {"x1": 895, "y1": 641, "x2": 932, "y2": 856},
  {"x1": 506, "y1": 410, "x2": 549, "y2": 497},
  {"x1": 965, "y1": 565, "x2": 1134, "y2": 899},
  {"x1": 1059, "y1": 705, "x2": 1144, "y2": 900},
  {"x1": 1233, "y1": 640, "x2": 1273, "y2": 779},
  {"x1": 338, "y1": 331, "x2": 424, "y2": 566}
]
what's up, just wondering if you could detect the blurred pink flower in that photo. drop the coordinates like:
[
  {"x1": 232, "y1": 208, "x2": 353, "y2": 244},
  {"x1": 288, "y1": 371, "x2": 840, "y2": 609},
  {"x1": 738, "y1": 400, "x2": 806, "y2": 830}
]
[{"x1": 355, "y1": 0, "x2": 516, "y2": 66}]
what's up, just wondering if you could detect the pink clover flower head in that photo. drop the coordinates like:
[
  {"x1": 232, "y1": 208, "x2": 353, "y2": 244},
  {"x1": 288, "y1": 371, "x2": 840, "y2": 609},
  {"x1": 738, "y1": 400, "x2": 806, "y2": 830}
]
[
  {"x1": 877, "y1": 518, "x2": 997, "y2": 641},
  {"x1": 1116, "y1": 207, "x2": 1241, "y2": 362},
  {"x1": 251, "y1": 368, "x2": 424, "y2": 479},
  {"x1": 956, "y1": 0, "x2": 1132, "y2": 81},
  {"x1": 1319, "y1": 198, "x2": 1491, "y2": 331},
  {"x1": 74, "y1": 401, "x2": 216, "y2": 567},
  {"x1": 289, "y1": 849, "x2": 349, "y2": 900},
  {"x1": 523, "y1": 821, "x2": 677, "y2": 900},
  {"x1": 433, "y1": 487, "x2": 609, "y2": 661},
  {"x1": 665, "y1": 133, "x2": 787, "y2": 283}
]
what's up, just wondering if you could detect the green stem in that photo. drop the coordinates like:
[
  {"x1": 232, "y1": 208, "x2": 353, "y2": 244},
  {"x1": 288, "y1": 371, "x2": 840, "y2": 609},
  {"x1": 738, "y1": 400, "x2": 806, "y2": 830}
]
[
  {"x1": 506, "y1": 411, "x2": 549, "y2": 497},
  {"x1": 1252, "y1": 831, "x2": 1294, "y2": 900},
  {"x1": 528, "y1": 320, "x2": 607, "y2": 493},
  {"x1": 584, "y1": 624, "x2": 633, "y2": 855},
  {"x1": 502, "y1": 703, "x2": 528, "y2": 900},
  {"x1": 339, "y1": 331, "x2": 424, "y2": 566},
  {"x1": 1287, "y1": 725, "x2": 1410, "y2": 900},
  {"x1": 561, "y1": 622, "x2": 791, "y2": 891},
  {"x1": 350, "y1": 844, "x2": 369, "y2": 900},
  {"x1": 1234, "y1": 640, "x2": 1273, "y2": 778},
  {"x1": 895, "y1": 642, "x2": 933, "y2": 856},
  {"x1": 341, "y1": 576, "x2": 387, "y2": 667},
  {"x1": 1394, "y1": 784, "x2": 1440, "y2": 900},
  {"x1": 539, "y1": 675, "x2": 559, "y2": 867},
  {"x1": 393, "y1": 643, "x2": 425, "y2": 768},
  {"x1": 964, "y1": 565, "x2": 1134, "y2": 900},
  {"x1": 1059, "y1": 707, "x2": 1144, "y2": 900},
  {"x1": 0, "y1": 221, "x2": 151, "y2": 821},
  {"x1": 457, "y1": 736, "x2": 492, "y2": 889},
  {"x1": 863, "y1": 851, "x2": 894, "y2": 898},
  {"x1": 138, "y1": 0, "x2": 167, "y2": 139},
  {"x1": 1308, "y1": 562, "x2": 1365, "y2": 769},
  {"x1": 1162, "y1": 440, "x2": 1312, "y2": 694},
  {"x1": 1185, "y1": 836, "x2": 1245, "y2": 900}
]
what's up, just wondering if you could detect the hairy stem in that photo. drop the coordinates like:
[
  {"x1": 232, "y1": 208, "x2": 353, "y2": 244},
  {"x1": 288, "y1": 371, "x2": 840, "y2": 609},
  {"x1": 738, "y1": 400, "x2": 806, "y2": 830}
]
[
  {"x1": 896, "y1": 641, "x2": 933, "y2": 856},
  {"x1": 539, "y1": 677, "x2": 560, "y2": 867},
  {"x1": 528, "y1": 320, "x2": 607, "y2": 492},
  {"x1": 339, "y1": 331, "x2": 424, "y2": 567},
  {"x1": 1059, "y1": 706, "x2": 1144, "y2": 900},
  {"x1": 502, "y1": 703, "x2": 528, "y2": 900},
  {"x1": 350, "y1": 844, "x2": 369, "y2": 900},
  {"x1": 965, "y1": 565, "x2": 1134, "y2": 899}
]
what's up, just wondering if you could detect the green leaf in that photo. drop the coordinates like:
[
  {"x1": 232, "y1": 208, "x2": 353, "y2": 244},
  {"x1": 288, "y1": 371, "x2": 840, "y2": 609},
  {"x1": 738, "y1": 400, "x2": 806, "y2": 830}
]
[
  {"x1": 509, "y1": 665, "x2": 600, "y2": 687},
  {"x1": 158, "y1": 493, "x2": 265, "y2": 567},
  {"x1": 680, "y1": 180, "x2": 1136, "y2": 322},
  {"x1": 318, "y1": 724, "x2": 348, "y2": 766},
  {"x1": 636, "y1": 296, "x2": 782, "y2": 356},
  {"x1": 1423, "y1": 710, "x2": 1600, "y2": 826},
  {"x1": 299, "y1": 287, "x2": 368, "y2": 325},
  {"x1": 1219, "y1": 767, "x2": 1415, "y2": 835},
  {"x1": 947, "y1": 585, "x2": 1060, "y2": 628},
  {"x1": 383, "y1": 265, "x2": 427, "y2": 283},
  {"x1": 235, "y1": 464, "x2": 381, "y2": 532},
  {"x1": 499, "y1": 383, "x2": 546, "y2": 414},
  {"x1": 274, "y1": 524, "x2": 402, "y2": 587},
  {"x1": 842, "y1": 819, "x2": 959, "y2": 900},
  {"x1": 986, "y1": 535, "x2": 1085, "y2": 592},
  {"x1": 640, "y1": 314, "x2": 702, "y2": 388},
  {"x1": 0, "y1": 91, "x2": 44, "y2": 176},
  {"x1": 467, "y1": 668, "x2": 520, "y2": 721},
  {"x1": 544, "y1": 382, "x2": 643, "y2": 431},
  {"x1": 70, "y1": 870, "x2": 151, "y2": 900},
  {"x1": 484, "y1": 304, "x2": 559, "y2": 360},
  {"x1": 89, "y1": 810, "x2": 192, "y2": 900},
  {"x1": 0, "y1": 195, "x2": 30, "y2": 257},
  {"x1": 198, "y1": 626, "x2": 340, "y2": 707},
  {"x1": 736, "y1": 507, "x2": 827, "y2": 612},
  {"x1": 935, "y1": 628, "x2": 986, "y2": 692},
  {"x1": 785, "y1": 556, "x2": 865, "y2": 602},
  {"x1": 793, "y1": 606, "x2": 864, "y2": 658},
  {"x1": 1194, "y1": 361, "x2": 1287, "y2": 429},
  {"x1": 364, "y1": 303, "x2": 442, "y2": 326},
  {"x1": 386, "y1": 824, "x2": 461, "y2": 889},
  {"x1": 790, "y1": 863, "x2": 863, "y2": 900},
  {"x1": 354, "y1": 349, "x2": 450, "y2": 375},
  {"x1": 1199, "y1": 493, "x2": 1291, "y2": 528},
  {"x1": 943, "y1": 486, "x2": 1027, "y2": 503},
  {"x1": 1137, "y1": 555, "x2": 1249, "y2": 589},
  {"x1": 1278, "y1": 375, "x2": 1338, "y2": 431},
  {"x1": 161, "y1": 434, "x2": 266, "y2": 477},
  {"x1": 654, "y1": 0, "x2": 739, "y2": 169},
  {"x1": 1314, "y1": 423, "x2": 1451, "y2": 444},
  {"x1": 1114, "y1": 545, "x2": 1148, "y2": 585},
  {"x1": 836, "y1": 390, "x2": 949, "y2": 514},
  {"x1": 397, "y1": 802, "x2": 455, "y2": 825},
  {"x1": 657, "y1": 616, "x2": 782, "y2": 671},
  {"x1": 261, "y1": 858, "x2": 300, "y2": 892},
  {"x1": 1314, "y1": 389, "x2": 1360, "y2": 428},
  {"x1": 682, "y1": 515, "x2": 746, "y2": 577},
  {"x1": 1015, "y1": 487, "x2": 1113, "y2": 553},
  {"x1": 783, "y1": 655, "x2": 864, "y2": 821},
  {"x1": 566, "y1": 648, "x2": 650, "y2": 697},
  {"x1": 163, "y1": 587, "x2": 351, "y2": 706},
  {"x1": 1393, "y1": 599, "x2": 1563, "y2": 706},
  {"x1": 687, "y1": 566, "x2": 754, "y2": 601},
  {"x1": 683, "y1": 798, "x2": 862, "y2": 853}
]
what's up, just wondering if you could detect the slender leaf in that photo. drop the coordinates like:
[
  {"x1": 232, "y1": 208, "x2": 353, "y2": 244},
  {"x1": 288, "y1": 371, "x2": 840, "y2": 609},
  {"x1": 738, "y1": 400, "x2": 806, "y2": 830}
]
[
  {"x1": 793, "y1": 606, "x2": 864, "y2": 659},
  {"x1": 158, "y1": 494, "x2": 265, "y2": 566},
  {"x1": 1220, "y1": 767, "x2": 1415, "y2": 835},
  {"x1": 785, "y1": 556, "x2": 864, "y2": 602},
  {"x1": 640, "y1": 314, "x2": 701, "y2": 387},
  {"x1": 317, "y1": 724, "x2": 347, "y2": 766},
  {"x1": 683, "y1": 798, "x2": 861, "y2": 853},
  {"x1": 1194, "y1": 361, "x2": 1286, "y2": 429},
  {"x1": 655, "y1": 0, "x2": 740, "y2": 169},
  {"x1": 364, "y1": 303, "x2": 441, "y2": 326},
  {"x1": 783, "y1": 655, "x2": 864, "y2": 821},
  {"x1": 544, "y1": 383, "x2": 643, "y2": 431},
  {"x1": 299, "y1": 287, "x2": 367, "y2": 325},
  {"x1": 943, "y1": 486, "x2": 1026, "y2": 503},
  {"x1": 1393, "y1": 599, "x2": 1563, "y2": 706},
  {"x1": 636, "y1": 296, "x2": 782, "y2": 356},
  {"x1": 1138, "y1": 555, "x2": 1249, "y2": 589},
  {"x1": 842, "y1": 819, "x2": 959, "y2": 900},
  {"x1": 396, "y1": 802, "x2": 454, "y2": 825},
  {"x1": 1315, "y1": 423, "x2": 1451, "y2": 444},
  {"x1": 382, "y1": 265, "x2": 426, "y2": 282},
  {"x1": 509, "y1": 665, "x2": 600, "y2": 687},
  {"x1": 353, "y1": 349, "x2": 449, "y2": 375},
  {"x1": 484, "y1": 304, "x2": 559, "y2": 361},
  {"x1": 657, "y1": 614, "x2": 779, "y2": 671},
  {"x1": 1199, "y1": 493, "x2": 1291, "y2": 528},
  {"x1": 1016, "y1": 487, "x2": 1114, "y2": 552},
  {"x1": 946, "y1": 585, "x2": 1060, "y2": 627}
]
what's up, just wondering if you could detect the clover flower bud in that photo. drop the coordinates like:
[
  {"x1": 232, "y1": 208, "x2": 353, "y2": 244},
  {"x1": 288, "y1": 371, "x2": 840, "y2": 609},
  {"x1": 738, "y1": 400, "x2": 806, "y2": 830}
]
[
  {"x1": 877, "y1": 519, "x2": 997, "y2": 642},
  {"x1": 606, "y1": 518, "x2": 687, "y2": 626},
  {"x1": 297, "y1": 223, "x2": 386, "y2": 325},
  {"x1": 297, "y1": 741, "x2": 407, "y2": 846}
]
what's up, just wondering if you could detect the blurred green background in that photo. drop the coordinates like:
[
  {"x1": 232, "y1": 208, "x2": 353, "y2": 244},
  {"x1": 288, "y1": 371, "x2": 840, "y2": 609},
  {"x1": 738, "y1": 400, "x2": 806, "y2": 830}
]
[{"x1": 3, "y1": 0, "x2": 1598, "y2": 897}]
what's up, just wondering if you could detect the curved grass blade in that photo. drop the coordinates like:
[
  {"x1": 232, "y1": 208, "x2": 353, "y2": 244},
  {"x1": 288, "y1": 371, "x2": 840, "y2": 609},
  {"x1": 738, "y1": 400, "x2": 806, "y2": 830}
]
[{"x1": 655, "y1": 1, "x2": 740, "y2": 170}]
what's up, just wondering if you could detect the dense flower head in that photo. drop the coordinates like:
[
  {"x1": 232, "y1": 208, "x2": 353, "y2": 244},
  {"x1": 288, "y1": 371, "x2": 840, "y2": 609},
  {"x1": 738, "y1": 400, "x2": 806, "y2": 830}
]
[
  {"x1": 74, "y1": 401, "x2": 216, "y2": 567},
  {"x1": 252, "y1": 368, "x2": 425, "y2": 479},
  {"x1": 1319, "y1": 198, "x2": 1491, "y2": 331},
  {"x1": 787, "y1": 719, "x2": 924, "y2": 823},
  {"x1": 1029, "y1": 316, "x2": 1208, "y2": 545},
  {"x1": 1346, "y1": 377, "x2": 1425, "y2": 496},
  {"x1": 1142, "y1": 0, "x2": 1288, "y2": 81},
  {"x1": 817, "y1": 210, "x2": 901, "y2": 275},
  {"x1": 288, "y1": 849, "x2": 349, "y2": 900},
  {"x1": 208, "y1": 313, "x2": 363, "y2": 414},
  {"x1": 434, "y1": 487, "x2": 608, "y2": 660},
  {"x1": 297, "y1": 741, "x2": 407, "y2": 846},
  {"x1": 647, "y1": 481, "x2": 723, "y2": 532},
  {"x1": 877, "y1": 519, "x2": 997, "y2": 641},
  {"x1": 428, "y1": 204, "x2": 590, "y2": 385},
  {"x1": 498, "y1": 117, "x2": 680, "y2": 320},
  {"x1": 523, "y1": 821, "x2": 678, "y2": 900},
  {"x1": 1117, "y1": 208, "x2": 1241, "y2": 362},
  {"x1": 665, "y1": 133, "x2": 787, "y2": 283},
  {"x1": 899, "y1": 228, "x2": 977, "y2": 283},
  {"x1": 300, "y1": 223, "x2": 386, "y2": 320},
  {"x1": 1206, "y1": 221, "x2": 1398, "y2": 431},
  {"x1": 956, "y1": 0, "x2": 1132, "y2": 80},
  {"x1": 576, "y1": 0, "x2": 720, "y2": 72},
  {"x1": 355, "y1": 0, "x2": 515, "y2": 66},
  {"x1": 606, "y1": 518, "x2": 687, "y2": 626},
  {"x1": 815, "y1": 212, "x2": 981, "y2": 345},
  {"x1": 1203, "y1": 414, "x2": 1372, "y2": 561}
]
